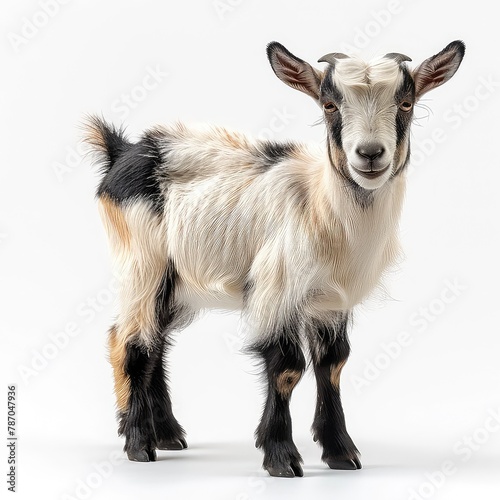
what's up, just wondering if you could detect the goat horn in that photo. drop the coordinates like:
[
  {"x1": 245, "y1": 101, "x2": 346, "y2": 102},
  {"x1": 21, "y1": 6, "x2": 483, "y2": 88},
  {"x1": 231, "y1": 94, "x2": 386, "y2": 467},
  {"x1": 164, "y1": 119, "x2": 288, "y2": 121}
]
[
  {"x1": 317, "y1": 53, "x2": 349, "y2": 65},
  {"x1": 384, "y1": 53, "x2": 412, "y2": 64}
]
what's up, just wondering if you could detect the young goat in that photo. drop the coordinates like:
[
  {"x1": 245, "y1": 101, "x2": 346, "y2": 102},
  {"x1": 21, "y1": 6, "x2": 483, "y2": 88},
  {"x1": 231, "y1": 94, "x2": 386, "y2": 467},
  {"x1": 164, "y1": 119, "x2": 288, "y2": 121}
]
[{"x1": 85, "y1": 40, "x2": 464, "y2": 477}]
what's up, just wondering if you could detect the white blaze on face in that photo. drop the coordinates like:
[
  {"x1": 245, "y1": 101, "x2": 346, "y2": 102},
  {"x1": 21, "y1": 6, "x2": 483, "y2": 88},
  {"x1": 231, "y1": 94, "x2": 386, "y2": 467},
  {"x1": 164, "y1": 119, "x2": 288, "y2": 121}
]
[{"x1": 333, "y1": 57, "x2": 404, "y2": 190}]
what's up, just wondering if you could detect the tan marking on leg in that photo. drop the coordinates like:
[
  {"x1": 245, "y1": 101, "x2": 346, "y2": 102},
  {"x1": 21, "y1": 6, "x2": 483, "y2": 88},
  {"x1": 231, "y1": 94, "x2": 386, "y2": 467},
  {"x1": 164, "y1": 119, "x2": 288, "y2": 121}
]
[
  {"x1": 117, "y1": 202, "x2": 168, "y2": 347},
  {"x1": 100, "y1": 199, "x2": 168, "y2": 349},
  {"x1": 330, "y1": 360, "x2": 347, "y2": 389},
  {"x1": 98, "y1": 195, "x2": 130, "y2": 248},
  {"x1": 276, "y1": 369, "x2": 302, "y2": 398},
  {"x1": 108, "y1": 325, "x2": 130, "y2": 412}
]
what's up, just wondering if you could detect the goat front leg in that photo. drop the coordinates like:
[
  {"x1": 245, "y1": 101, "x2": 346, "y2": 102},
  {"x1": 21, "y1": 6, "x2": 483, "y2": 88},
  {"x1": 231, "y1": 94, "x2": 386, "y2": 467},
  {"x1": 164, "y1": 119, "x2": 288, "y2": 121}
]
[
  {"x1": 308, "y1": 314, "x2": 361, "y2": 470},
  {"x1": 252, "y1": 336, "x2": 306, "y2": 477}
]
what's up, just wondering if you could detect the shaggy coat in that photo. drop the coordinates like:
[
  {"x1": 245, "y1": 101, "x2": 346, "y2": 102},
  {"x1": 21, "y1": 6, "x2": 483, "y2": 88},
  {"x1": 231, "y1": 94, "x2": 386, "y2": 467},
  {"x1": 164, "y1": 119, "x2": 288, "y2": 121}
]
[{"x1": 86, "y1": 40, "x2": 465, "y2": 477}]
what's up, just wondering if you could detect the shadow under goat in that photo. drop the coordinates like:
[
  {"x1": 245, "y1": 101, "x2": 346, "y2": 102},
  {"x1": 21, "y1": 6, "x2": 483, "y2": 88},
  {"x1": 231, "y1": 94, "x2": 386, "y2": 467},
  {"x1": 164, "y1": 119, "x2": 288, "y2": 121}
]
[{"x1": 84, "y1": 40, "x2": 465, "y2": 478}]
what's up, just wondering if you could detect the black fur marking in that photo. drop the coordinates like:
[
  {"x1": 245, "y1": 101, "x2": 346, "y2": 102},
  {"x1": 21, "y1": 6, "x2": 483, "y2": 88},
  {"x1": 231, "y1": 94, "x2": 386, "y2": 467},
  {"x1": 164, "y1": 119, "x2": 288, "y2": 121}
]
[
  {"x1": 393, "y1": 143, "x2": 412, "y2": 177},
  {"x1": 251, "y1": 336, "x2": 306, "y2": 477},
  {"x1": 267, "y1": 41, "x2": 309, "y2": 70},
  {"x1": 242, "y1": 280, "x2": 254, "y2": 306},
  {"x1": 320, "y1": 71, "x2": 344, "y2": 149},
  {"x1": 395, "y1": 67, "x2": 415, "y2": 146},
  {"x1": 119, "y1": 337, "x2": 187, "y2": 458},
  {"x1": 348, "y1": 181, "x2": 375, "y2": 209},
  {"x1": 148, "y1": 337, "x2": 187, "y2": 451},
  {"x1": 85, "y1": 116, "x2": 131, "y2": 175},
  {"x1": 119, "y1": 342, "x2": 158, "y2": 461},
  {"x1": 328, "y1": 111, "x2": 343, "y2": 149},
  {"x1": 327, "y1": 144, "x2": 374, "y2": 209},
  {"x1": 150, "y1": 260, "x2": 187, "y2": 448},
  {"x1": 155, "y1": 260, "x2": 178, "y2": 331},
  {"x1": 320, "y1": 69, "x2": 344, "y2": 105},
  {"x1": 254, "y1": 141, "x2": 298, "y2": 171},
  {"x1": 97, "y1": 131, "x2": 168, "y2": 212},
  {"x1": 307, "y1": 314, "x2": 361, "y2": 469}
]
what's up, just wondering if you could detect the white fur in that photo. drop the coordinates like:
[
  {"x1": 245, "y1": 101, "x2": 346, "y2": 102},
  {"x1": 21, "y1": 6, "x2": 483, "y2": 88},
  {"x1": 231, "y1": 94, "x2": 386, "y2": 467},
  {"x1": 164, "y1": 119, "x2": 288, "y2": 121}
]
[
  {"x1": 332, "y1": 57, "x2": 403, "y2": 190},
  {"x1": 98, "y1": 58, "x2": 410, "y2": 347},
  {"x1": 151, "y1": 123, "x2": 407, "y2": 343}
]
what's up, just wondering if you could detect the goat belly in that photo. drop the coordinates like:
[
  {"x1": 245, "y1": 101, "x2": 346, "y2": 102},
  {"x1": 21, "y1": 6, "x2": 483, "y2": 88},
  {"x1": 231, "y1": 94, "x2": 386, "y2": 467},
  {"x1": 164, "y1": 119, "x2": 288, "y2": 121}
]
[{"x1": 174, "y1": 277, "x2": 245, "y2": 311}]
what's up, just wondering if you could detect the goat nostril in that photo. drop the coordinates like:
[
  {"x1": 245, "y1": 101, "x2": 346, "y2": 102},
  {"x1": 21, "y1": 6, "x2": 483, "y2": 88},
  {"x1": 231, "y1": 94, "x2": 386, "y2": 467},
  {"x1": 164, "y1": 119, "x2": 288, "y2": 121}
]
[{"x1": 356, "y1": 145, "x2": 385, "y2": 161}]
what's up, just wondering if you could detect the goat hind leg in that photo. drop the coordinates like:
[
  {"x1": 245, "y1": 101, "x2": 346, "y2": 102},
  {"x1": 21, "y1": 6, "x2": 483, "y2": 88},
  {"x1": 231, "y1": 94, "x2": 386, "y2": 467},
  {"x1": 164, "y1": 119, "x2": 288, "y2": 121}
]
[
  {"x1": 109, "y1": 326, "x2": 158, "y2": 462},
  {"x1": 148, "y1": 336, "x2": 187, "y2": 451}
]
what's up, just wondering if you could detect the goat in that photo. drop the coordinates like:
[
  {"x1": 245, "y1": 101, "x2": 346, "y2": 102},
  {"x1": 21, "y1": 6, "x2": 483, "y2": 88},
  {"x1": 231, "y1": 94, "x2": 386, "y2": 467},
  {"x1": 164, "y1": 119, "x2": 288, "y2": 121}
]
[{"x1": 85, "y1": 40, "x2": 465, "y2": 477}]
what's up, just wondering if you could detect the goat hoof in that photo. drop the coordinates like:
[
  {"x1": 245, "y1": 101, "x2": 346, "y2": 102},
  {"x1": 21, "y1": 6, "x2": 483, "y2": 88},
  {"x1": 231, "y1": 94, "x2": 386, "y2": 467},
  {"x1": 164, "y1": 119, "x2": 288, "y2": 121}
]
[
  {"x1": 127, "y1": 448, "x2": 157, "y2": 462},
  {"x1": 267, "y1": 466, "x2": 294, "y2": 478},
  {"x1": 157, "y1": 438, "x2": 188, "y2": 450},
  {"x1": 326, "y1": 456, "x2": 362, "y2": 470},
  {"x1": 291, "y1": 461, "x2": 304, "y2": 477},
  {"x1": 266, "y1": 461, "x2": 303, "y2": 478}
]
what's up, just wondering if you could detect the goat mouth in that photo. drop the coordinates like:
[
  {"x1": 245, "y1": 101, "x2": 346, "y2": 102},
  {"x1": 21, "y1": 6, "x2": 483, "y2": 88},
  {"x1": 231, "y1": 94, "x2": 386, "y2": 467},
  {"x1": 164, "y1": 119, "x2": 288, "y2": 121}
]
[{"x1": 352, "y1": 164, "x2": 390, "y2": 179}]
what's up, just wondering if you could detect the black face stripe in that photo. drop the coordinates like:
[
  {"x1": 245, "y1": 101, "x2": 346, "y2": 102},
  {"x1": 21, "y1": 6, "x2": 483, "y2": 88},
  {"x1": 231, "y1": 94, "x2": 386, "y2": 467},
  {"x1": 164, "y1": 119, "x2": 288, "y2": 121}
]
[
  {"x1": 328, "y1": 111, "x2": 343, "y2": 149},
  {"x1": 393, "y1": 142, "x2": 411, "y2": 177},
  {"x1": 395, "y1": 66, "x2": 415, "y2": 146},
  {"x1": 320, "y1": 70, "x2": 344, "y2": 149},
  {"x1": 395, "y1": 110, "x2": 412, "y2": 146},
  {"x1": 395, "y1": 66, "x2": 415, "y2": 103},
  {"x1": 320, "y1": 68, "x2": 344, "y2": 105},
  {"x1": 254, "y1": 141, "x2": 298, "y2": 171},
  {"x1": 97, "y1": 131, "x2": 168, "y2": 212}
]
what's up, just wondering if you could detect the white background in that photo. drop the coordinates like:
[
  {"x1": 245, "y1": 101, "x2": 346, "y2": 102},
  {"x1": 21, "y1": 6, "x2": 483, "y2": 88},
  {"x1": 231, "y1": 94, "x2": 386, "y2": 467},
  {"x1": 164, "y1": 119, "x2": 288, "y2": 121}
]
[{"x1": 1, "y1": 1, "x2": 499, "y2": 499}]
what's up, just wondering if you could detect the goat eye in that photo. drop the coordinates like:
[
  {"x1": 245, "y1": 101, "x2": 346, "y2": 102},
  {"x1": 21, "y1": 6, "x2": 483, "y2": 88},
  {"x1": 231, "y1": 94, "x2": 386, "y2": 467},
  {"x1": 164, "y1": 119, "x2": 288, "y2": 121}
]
[
  {"x1": 323, "y1": 102, "x2": 338, "y2": 113},
  {"x1": 399, "y1": 101, "x2": 413, "y2": 112}
]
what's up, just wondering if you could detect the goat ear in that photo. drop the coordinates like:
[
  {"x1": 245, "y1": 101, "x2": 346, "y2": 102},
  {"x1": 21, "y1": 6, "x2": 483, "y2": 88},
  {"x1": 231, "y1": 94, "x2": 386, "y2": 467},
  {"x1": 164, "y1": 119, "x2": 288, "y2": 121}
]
[
  {"x1": 413, "y1": 41, "x2": 465, "y2": 98},
  {"x1": 267, "y1": 42, "x2": 322, "y2": 101}
]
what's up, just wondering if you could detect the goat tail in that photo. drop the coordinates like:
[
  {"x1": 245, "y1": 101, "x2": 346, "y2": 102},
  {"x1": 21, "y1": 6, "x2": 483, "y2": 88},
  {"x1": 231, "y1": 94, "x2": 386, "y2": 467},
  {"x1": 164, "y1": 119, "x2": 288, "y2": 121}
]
[{"x1": 82, "y1": 115, "x2": 130, "y2": 175}]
